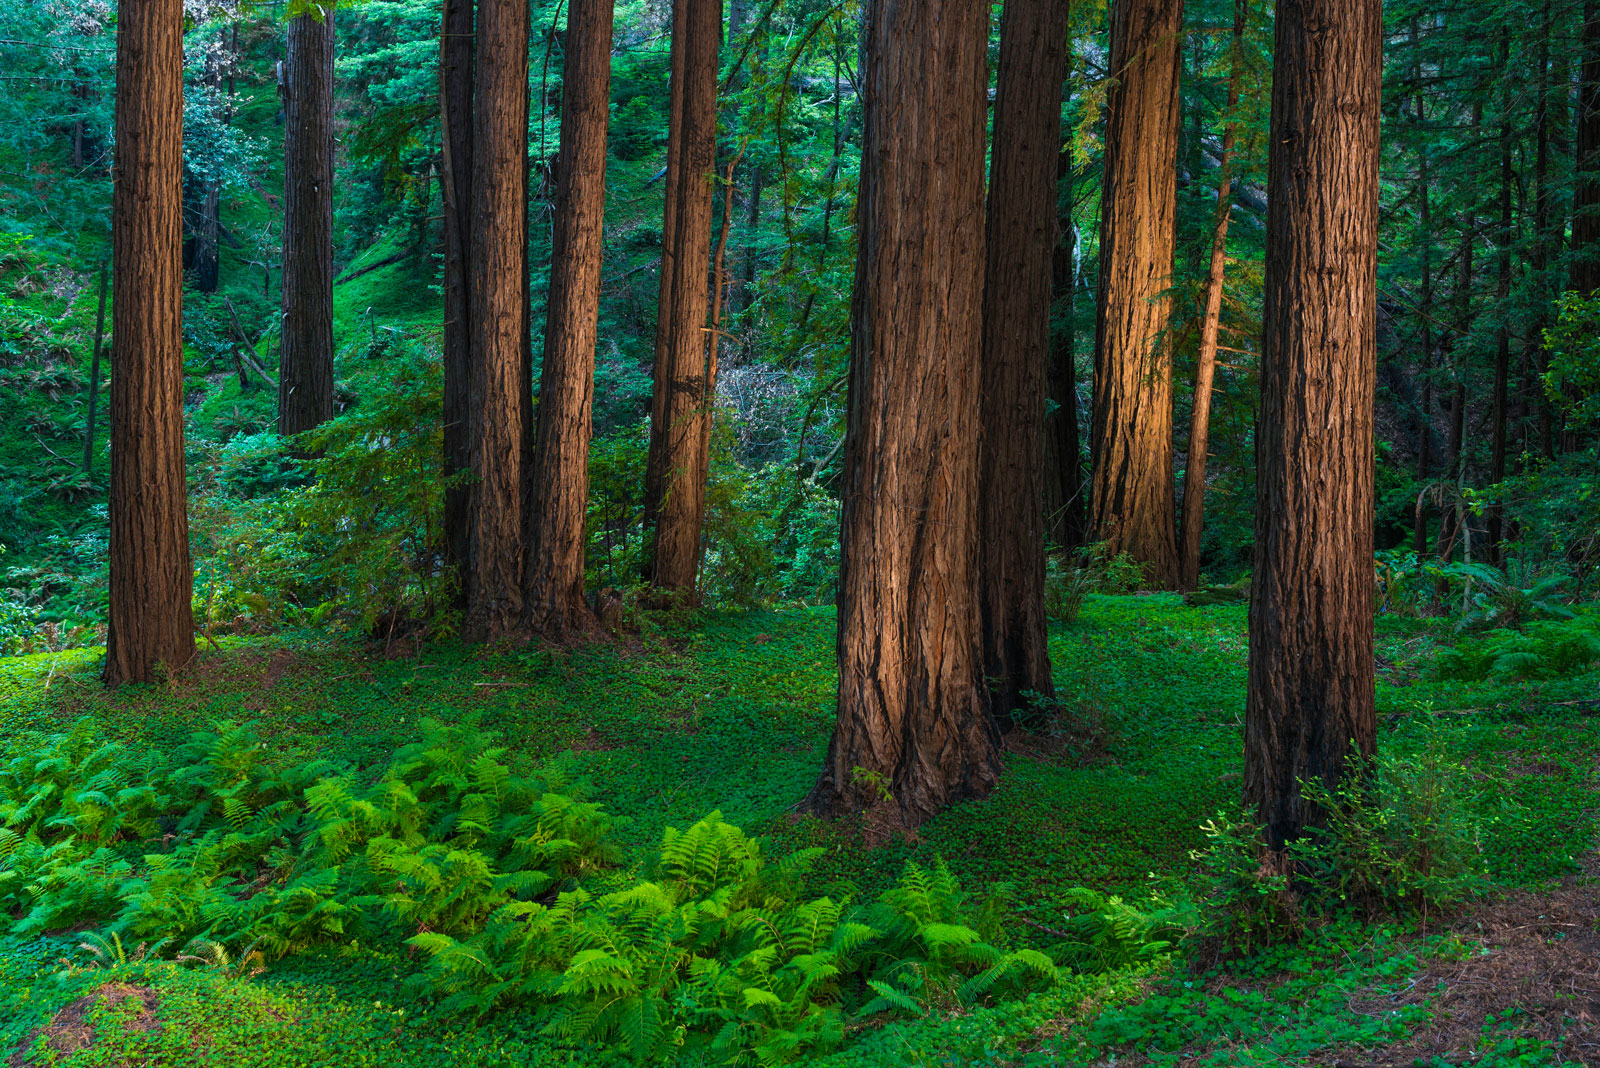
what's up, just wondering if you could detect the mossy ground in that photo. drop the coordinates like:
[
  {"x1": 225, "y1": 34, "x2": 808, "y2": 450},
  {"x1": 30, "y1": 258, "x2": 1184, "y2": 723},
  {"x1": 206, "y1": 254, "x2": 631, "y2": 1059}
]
[{"x1": 1, "y1": 596, "x2": 1596, "y2": 1066}]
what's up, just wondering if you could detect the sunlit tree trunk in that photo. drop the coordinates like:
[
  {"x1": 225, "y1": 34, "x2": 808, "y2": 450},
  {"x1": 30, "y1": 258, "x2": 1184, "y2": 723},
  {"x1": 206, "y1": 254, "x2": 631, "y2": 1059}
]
[
  {"x1": 278, "y1": 3, "x2": 336, "y2": 437},
  {"x1": 642, "y1": 0, "x2": 721, "y2": 598},
  {"x1": 1178, "y1": 0, "x2": 1246, "y2": 590},
  {"x1": 1244, "y1": 0, "x2": 1380, "y2": 852},
  {"x1": 463, "y1": 0, "x2": 531, "y2": 640},
  {"x1": 978, "y1": 0, "x2": 1069, "y2": 728},
  {"x1": 440, "y1": 0, "x2": 475, "y2": 589},
  {"x1": 805, "y1": 0, "x2": 998, "y2": 826},
  {"x1": 526, "y1": 0, "x2": 616, "y2": 635},
  {"x1": 106, "y1": 0, "x2": 195, "y2": 686},
  {"x1": 1091, "y1": 0, "x2": 1183, "y2": 587}
]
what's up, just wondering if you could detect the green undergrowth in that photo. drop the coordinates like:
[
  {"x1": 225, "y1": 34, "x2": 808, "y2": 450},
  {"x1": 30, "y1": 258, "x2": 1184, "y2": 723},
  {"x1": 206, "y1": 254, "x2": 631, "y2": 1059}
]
[{"x1": 0, "y1": 596, "x2": 1596, "y2": 1065}]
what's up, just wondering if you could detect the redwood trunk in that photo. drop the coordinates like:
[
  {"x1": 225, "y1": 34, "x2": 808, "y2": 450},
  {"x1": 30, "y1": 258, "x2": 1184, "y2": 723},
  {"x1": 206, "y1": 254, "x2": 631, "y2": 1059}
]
[
  {"x1": 440, "y1": 0, "x2": 474, "y2": 585},
  {"x1": 464, "y1": 0, "x2": 532, "y2": 640},
  {"x1": 526, "y1": 0, "x2": 615, "y2": 635},
  {"x1": 642, "y1": 0, "x2": 721, "y2": 597},
  {"x1": 278, "y1": 4, "x2": 336, "y2": 437},
  {"x1": 978, "y1": 0, "x2": 1069, "y2": 727},
  {"x1": 106, "y1": 0, "x2": 195, "y2": 686},
  {"x1": 1575, "y1": 0, "x2": 1600, "y2": 295},
  {"x1": 1042, "y1": 146, "x2": 1087, "y2": 551},
  {"x1": 1244, "y1": 0, "x2": 1380, "y2": 852},
  {"x1": 1178, "y1": 0, "x2": 1246, "y2": 590},
  {"x1": 804, "y1": 0, "x2": 998, "y2": 826},
  {"x1": 1091, "y1": 0, "x2": 1183, "y2": 587}
]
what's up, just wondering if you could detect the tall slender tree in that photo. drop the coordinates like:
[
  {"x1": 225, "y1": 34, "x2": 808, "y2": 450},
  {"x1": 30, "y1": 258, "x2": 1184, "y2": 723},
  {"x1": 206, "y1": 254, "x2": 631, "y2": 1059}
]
[
  {"x1": 1575, "y1": 0, "x2": 1600, "y2": 294},
  {"x1": 642, "y1": 0, "x2": 721, "y2": 598},
  {"x1": 106, "y1": 0, "x2": 195, "y2": 686},
  {"x1": 1091, "y1": 0, "x2": 1184, "y2": 588},
  {"x1": 1244, "y1": 0, "x2": 1381, "y2": 851},
  {"x1": 526, "y1": 0, "x2": 616, "y2": 635},
  {"x1": 463, "y1": 0, "x2": 532, "y2": 640},
  {"x1": 278, "y1": 1, "x2": 336, "y2": 437},
  {"x1": 1178, "y1": 0, "x2": 1247, "y2": 590},
  {"x1": 439, "y1": 0, "x2": 474, "y2": 586},
  {"x1": 804, "y1": 0, "x2": 997, "y2": 825},
  {"x1": 1043, "y1": 140, "x2": 1087, "y2": 552},
  {"x1": 978, "y1": 0, "x2": 1070, "y2": 728}
]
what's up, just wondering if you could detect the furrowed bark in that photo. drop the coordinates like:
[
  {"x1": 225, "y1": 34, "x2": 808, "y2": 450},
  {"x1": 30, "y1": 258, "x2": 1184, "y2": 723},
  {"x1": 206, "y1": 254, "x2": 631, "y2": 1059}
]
[
  {"x1": 1244, "y1": 0, "x2": 1381, "y2": 852},
  {"x1": 106, "y1": 0, "x2": 195, "y2": 686},
  {"x1": 805, "y1": 0, "x2": 999, "y2": 827}
]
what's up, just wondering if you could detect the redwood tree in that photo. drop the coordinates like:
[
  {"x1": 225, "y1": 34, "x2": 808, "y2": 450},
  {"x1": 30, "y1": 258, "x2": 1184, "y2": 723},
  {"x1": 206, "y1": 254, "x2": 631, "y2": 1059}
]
[
  {"x1": 642, "y1": 0, "x2": 720, "y2": 597},
  {"x1": 1244, "y1": 0, "x2": 1381, "y2": 851},
  {"x1": 526, "y1": 0, "x2": 616, "y2": 635},
  {"x1": 106, "y1": 0, "x2": 195, "y2": 685},
  {"x1": 978, "y1": 0, "x2": 1070, "y2": 727},
  {"x1": 1573, "y1": 0, "x2": 1600, "y2": 295},
  {"x1": 1090, "y1": 0, "x2": 1183, "y2": 587},
  {"x1": 463, "y1": 0, "x2": 531, "y2": 639},
  {"x1": 278, "y1": 2, "x2": 336, "y2": 436},
  {"x1": 804, "y1": 0, "x2": 998, "y2": 826},
  {"x1": 1177, "y1": 0, "x2": 1246, "y2": 591},
  {"x1": 439, "y1": 0, "x2": 474, "y2": 582}
]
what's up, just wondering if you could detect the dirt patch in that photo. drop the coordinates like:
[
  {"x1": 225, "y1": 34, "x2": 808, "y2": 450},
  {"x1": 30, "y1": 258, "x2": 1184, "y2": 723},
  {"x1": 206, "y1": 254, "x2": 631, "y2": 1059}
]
[
  {"x1": 1325, "y1": 879, "x2": 1600, "y2": 1067},
  {"x1": 9, "y1": 983, "x2": 160, "y2": 1067},
  {"x1": 566, "y1": 726, "x2": 617, "y2": 753}
]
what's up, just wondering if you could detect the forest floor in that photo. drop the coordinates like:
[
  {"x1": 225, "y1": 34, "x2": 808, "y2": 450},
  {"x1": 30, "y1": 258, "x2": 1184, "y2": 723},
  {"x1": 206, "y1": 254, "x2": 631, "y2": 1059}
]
[{"x1": 0, "y1": 595, "x2": 1596, "y2": 1067}]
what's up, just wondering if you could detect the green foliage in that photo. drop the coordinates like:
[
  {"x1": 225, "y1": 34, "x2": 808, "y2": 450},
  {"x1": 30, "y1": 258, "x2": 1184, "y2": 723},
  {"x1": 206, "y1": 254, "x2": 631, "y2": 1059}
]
[
  {"x1": 1296, "y1": 738, "x2": 1501, "y2": 915},
  {"x1": 1046, "y1": 888, "x2": 1198, "y2": 973},
  {"x1": 1189, "y1": 812, "x2": 1301, "y2": 957},
  {"x1": 1433, "y1": 619, "x2": 1600, "y2": 682},
  {"x1": 414, "y1": 822, "x2": 1056, "y2": 1064},
  {"x1": 1045, "y1": 543, "x2": 1148, "y2": 622}
]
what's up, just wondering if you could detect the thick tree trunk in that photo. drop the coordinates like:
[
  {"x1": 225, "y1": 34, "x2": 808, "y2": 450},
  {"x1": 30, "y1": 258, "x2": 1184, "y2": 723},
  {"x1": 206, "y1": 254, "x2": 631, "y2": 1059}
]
[
  {"x1": 1178, "y1": 0, "x2": 1246, "y2": 590},
  {"x1": 278, "y1": 4, "x2": 336, "y2": 437},
  {"x1": 1574, "y1": 0, "x2": 1600, "y2": 295},
  {"x1": 1042, "y1": 146, "x2": 1087, "y2": 551},
  {"x1": 106, "y1": 0, "x2": 195, "y2": 686},
  {"x1": 1091, "y1": 0, "x2": 1183, "y2": 587},
  {"x1": 463, "y1": 0, "x2": 532, "y2": 640},
  {"x1": 1244, "y1": 0, "x2": 1380, "y2": 852},
  {"x1": 978, "y1": 0, "x2": 1069, "y2": 728},
  {"x1": 526, "y1": 0, "x2": 615, "y2": 636},
  {"x1": 440, "y1": 0, "x2": 474, "y2": 585},
  {"x1": 642, "y1": 0, "x2": 721, "y2": 597},
  {"x1": 804, "y1": 0, "x2": 998, "y2": 827}
]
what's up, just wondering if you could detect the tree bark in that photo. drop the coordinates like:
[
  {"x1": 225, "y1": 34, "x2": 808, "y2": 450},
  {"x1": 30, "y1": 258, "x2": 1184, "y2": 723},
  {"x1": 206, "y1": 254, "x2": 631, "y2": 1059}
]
[
  {"x1": 642, "y1": 0, "x2": 721, "y2": 598},
  {"x1": 1574, "y1": 0, "x2": 1600, "y2": 295},
  {"x1": 804, "y1": 0, "x2": 998, "y2": 826},
  {"x1": 278, "y1": 3, "x2": 336, "y2": 437},
  {"x1": 978, "y1": 0, "x2": 1069, "y2": 729},
  {"x1": 1178, "y1": 0, "x2": 1246, "y2": 590},
  {"x1": 1244, "y1": 0, "x2": 1380, "y2": 852},
  {"x1": 83, "y1": 263, "x2": 107, "y2": 473},
  {"x1": 463, "y1": 0, "x2": 532, "y2": 640},
  {"x1": 1090, "y1": 0, "x2": 1183, "y2": 587},
  {"x1": 1491, "y1": 96, "x2": 1511, "y2": 559},
  {"x1": 526, "y1": 0, "x2": 615, "y2": 636},
  {"x1": 106, "y1": 0, "x2": 195, "y2": 686},
  {"x1": 440, "y1": 0, "x2": 474, "y2": 591},
  {"x1": 1043, "y1": 146, "x2": 1087, "y2": 551}
]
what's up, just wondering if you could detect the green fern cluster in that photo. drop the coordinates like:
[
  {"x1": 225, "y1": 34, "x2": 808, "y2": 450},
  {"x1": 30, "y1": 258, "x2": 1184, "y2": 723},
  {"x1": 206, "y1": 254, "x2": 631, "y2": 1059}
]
[
  {"x1": 412, "y1": 816, "x2": 1060, "y2": 1065},
  {"x1": 0, "y1": 718, "x2": 616, "y2": 955},
  {"x1": 1044, "y1": 888, "x2": 1197, "y2": 973},
  {"x1": 1433, "y1": 619, "x2": 1600, "y2": 681}
]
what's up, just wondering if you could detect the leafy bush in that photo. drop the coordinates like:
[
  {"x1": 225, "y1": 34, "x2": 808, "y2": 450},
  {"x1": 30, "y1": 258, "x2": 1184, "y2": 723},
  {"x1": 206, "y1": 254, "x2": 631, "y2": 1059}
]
[
  {"x1": 1045, "y1": 888, "x2": 1197, "y2": 973},
  {"x1": 1045, "y1": 543, "x2": 1147, "y2": 622},
  {"x1": 1296, "y1": 740, "x2": 1497, "y2": 915},
  {"x1": 1189, "y1": 812, "x2": 1301, "y2": 957}
]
